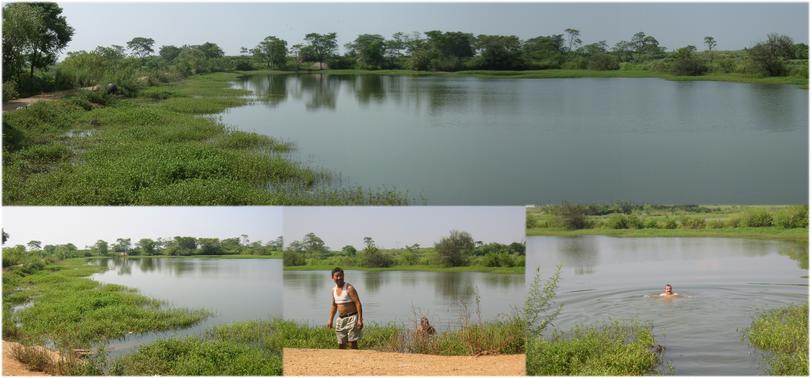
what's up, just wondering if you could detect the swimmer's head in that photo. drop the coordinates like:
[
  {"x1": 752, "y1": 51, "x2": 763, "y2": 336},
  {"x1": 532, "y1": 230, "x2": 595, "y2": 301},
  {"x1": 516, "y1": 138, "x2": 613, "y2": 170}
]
[{"x1": 664, "y1": 284, "x2": 673, "y2": 294}]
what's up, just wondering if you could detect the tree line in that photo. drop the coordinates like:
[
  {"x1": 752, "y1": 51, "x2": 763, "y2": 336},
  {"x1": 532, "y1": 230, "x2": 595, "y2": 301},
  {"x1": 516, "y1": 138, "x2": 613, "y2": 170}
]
[
  {"x1": 283, "y1": 231, "x2": 525, "y2": 268},
  {"x1": 1, "y1": 232, "x2": 282, "y2": 268},
  {"x1": 3, "y1": 2, "x2": 808, "y2": 101}
]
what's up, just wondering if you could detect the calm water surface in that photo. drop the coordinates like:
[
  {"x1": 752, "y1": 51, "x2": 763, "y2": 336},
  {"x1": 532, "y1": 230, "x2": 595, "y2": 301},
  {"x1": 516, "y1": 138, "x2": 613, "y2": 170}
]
[
  {"x1": 526, "y1": 236, "x2": 808, "y2": 375},
  {"x1": 222, "y1": 74, "x2": 808, "y2": 205},
  {"x1": 284, "y1": 270, "x2": 524, "y2": 330},
  {"x1": 90, "y1": 258, "x2": 282, "y2": 357}
]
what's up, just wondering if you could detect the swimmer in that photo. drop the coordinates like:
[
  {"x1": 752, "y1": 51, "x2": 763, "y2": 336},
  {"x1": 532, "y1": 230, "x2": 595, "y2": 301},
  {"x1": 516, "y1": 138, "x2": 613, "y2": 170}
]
[{"x1": 659, "y1": 283, "x2": 679, "y2": 297}]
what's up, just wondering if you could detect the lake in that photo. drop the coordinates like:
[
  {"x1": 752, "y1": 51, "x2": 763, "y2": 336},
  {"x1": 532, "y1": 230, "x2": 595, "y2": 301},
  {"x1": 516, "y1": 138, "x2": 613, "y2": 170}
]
[
  {"x1": 526, "y1": 236, "x2": 808, "y2": 375},
  {"x1": 90, "y1": 257, "x2": 282, "y2": 357},
  {"x1": 283, "y1": 270, "x2": 524, "y2": 330},
  {"x1": 222, "y1": 74, "x2": 808, "y2": 205}
]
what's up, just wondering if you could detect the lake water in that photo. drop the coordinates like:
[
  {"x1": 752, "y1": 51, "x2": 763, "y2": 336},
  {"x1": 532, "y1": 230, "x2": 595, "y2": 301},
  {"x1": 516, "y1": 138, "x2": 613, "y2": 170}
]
[
  {"x1": 526, "y1": 236, "x2": 808, "y2": 375},
  {"x1": 283, "y1": 270, "x2": 524, "y2": 331},
  {"x1": 222, "y1": 74, "x2": 808, "y2": 205},
  {"x1": 90, "y1": 257, "x2": 282, "y2": 357}
]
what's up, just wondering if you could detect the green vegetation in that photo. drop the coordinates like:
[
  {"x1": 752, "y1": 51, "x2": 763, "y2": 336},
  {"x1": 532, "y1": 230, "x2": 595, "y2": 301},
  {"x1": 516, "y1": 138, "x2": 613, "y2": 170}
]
[
  {"x1": 280, "y1": 317, "x2": 524, "y2": 356},
  {"x1": 528, "y1": 322, "x2": 660, "y2": 375},
  {"x1": 525, "y1": 269, "x2": 662, "y2": 376},
  {"x1": 111, "y1": 320, "x2": 283, "y2": 375},
  {"x1": 284, "y1": 231, "x2": 525, "y2": 273},
  {"x1": 747, "y1": 303, "x2": 809, "y2": 375},
  {"x1": 2, "y1": 238, "x2": 284, "y2": 375},
  {"x1": 2, "y1": 234, "x2": 282, "y2": 268},
  {"x1": 3, "y1": 72, "x2": 407, "y2": 205},
  {"x1": 2, "y1": 258, "x2": 208, "y2": 349},
  {"x1": 527, "y1": 204, "x2": 808, "y2": 242}
]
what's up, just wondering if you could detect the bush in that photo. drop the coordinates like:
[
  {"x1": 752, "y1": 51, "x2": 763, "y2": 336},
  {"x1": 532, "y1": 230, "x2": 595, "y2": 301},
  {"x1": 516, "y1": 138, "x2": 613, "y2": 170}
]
[
  {"x1": 680, "y1": 216, "x2": 706, "y2": 230},
  {"x1": 588, "y1": 54, "x2": 620, "y2": 71},
  {"x1": 775, "y1": 206, "x2": 808, "y2": 228},
  {"x1": 626, "y1": 214, "x2": 644, "y2": 229},
  {"x1": 3, "y1": 80, "x2": 19, "y2": 101},
  {"x1": 671, "y1": 46, "x2": 708, "y2": 76},
  {"x1": 743, "y1": 209, "x2": 773, "y2": 227},
  {"x1": 605, "y1": 214, "x2": 629, "y2": 229},
  {"x1": 662, "y1": 217, "x2": 678, "y2": 229},
  {"x1": 434, "y1": 230, "x2": 474, "y2": 267},
  {"x1": 747, "y1": 303, "x2": 808, "y2": 375},
  {"x1": 283, "y1": 250, "x2": 305, "y2": 266},
  {"x1": 553, "y1": 203, "x2": 589, "y2": 230}
]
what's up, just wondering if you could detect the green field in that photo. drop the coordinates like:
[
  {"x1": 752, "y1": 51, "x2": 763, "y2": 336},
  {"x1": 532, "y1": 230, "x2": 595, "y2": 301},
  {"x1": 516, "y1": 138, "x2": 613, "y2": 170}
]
[{"x1": 527, "y1": 204, "x2": 808, "y2": 242}]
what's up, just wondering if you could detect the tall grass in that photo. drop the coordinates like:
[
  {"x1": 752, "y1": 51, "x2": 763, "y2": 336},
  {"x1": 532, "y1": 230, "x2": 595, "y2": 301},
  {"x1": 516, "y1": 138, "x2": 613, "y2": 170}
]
[
  {"x1": 111, "y1": 320, "x2": 283, "y2": 375},
  {"x1": 747, "y1": 303, "x2": 809, "y2": 375}
]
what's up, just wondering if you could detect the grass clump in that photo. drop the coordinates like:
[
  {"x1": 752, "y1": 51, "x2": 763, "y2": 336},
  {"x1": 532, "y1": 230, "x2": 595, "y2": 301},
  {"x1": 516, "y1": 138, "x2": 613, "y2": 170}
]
[
  {"x1": 527, "y1": 321, "x2": 660, "y2": 375},
  {"x1": 111, "y1": 320, "x2": 283, "y2": 376},
  {"x1": 747, "y1": 303, "x2": 809, "y2": 375}
]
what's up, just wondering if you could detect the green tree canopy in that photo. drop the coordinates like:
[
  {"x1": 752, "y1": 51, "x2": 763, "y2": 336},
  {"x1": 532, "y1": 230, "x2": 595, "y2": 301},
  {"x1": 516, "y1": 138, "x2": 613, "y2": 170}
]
[
  {"x1": 252, "y1": 36, "x2": 288, "y2": 69},
  {"x1": 127, "y1": 37, "x2": 155, "y2": 58},
  {"x1": 434, "y1": 230, "x2": 474, "y2": 267},
  {"x1": 347, "y1": 34, "x2": 387, "y2": 69},
  {"x1": 2, "y1": 2, "x2": 73, "y2": 80},
  {"x1": 304, "y1": 32, "x2": 338, "y2": 70}
]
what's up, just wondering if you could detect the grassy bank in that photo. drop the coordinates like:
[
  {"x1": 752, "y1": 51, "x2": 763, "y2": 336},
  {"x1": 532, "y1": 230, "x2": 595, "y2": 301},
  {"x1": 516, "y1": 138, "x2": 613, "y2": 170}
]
[
  {"x1": 283, "y1": 264, "x2": 522, "y2": 274},
  {"x1": 241, "y1": 68, "x2": 808, "y2": 87},
  {"x1": 3, "y1": 72, "x2": 406, "y2": 205},
  {"x1": 111, "y1": 320, "x2": 283, "y2": 375},
  {"x1": 89, "y1": 254, "x2": 281, "y2": 260},
  {"x1": 527, "y1": 321, "x2": 661, "y2": 375},
  {"x1": 527, "y1": 204, "x2": 808, "y2": 242},
  {"x1": 280, "y1": 317, "x2": 524, "y2": 356},
  {"x1": 2, "y1": 258, "x2": 208, "y2": 348},
  {"x1": 747, "y1": 303, "x2": 809, "y2": 376}
]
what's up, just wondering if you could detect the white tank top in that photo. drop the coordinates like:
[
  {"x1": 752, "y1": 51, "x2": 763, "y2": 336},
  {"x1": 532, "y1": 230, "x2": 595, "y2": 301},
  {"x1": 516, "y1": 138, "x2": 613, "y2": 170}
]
[{"x1": 333, "y1": 283, "x2": 351, "y2": 304}]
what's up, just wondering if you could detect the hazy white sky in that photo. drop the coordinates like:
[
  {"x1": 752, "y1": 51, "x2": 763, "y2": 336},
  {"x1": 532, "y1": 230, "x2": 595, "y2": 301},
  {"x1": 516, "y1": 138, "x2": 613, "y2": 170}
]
[
  {"x1": 2, "y1": 207, "x2": 283, "y2": 247},
  {"x1": 283, "y1": 206, "x2": 525, "y2": 249},
  {"x1": 56, "y1": 2, "x2": 809, "y2": 56}
]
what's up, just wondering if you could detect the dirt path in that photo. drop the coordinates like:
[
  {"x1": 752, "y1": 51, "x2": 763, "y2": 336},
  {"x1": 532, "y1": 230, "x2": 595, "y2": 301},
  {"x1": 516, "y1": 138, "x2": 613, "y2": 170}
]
[
  {"x1": 2, "y1": 87, "x2": 94, "y2": 112},
  {"x1": 3, "y1": 341, "x2": 52, "y2": 376},
  {"x1": 283, "y1": 348, "x2": 525, "y2": 376}
]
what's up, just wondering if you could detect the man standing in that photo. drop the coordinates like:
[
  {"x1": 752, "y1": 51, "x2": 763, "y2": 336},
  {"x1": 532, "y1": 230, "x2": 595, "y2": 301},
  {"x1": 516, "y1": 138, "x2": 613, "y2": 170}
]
[{"x1": 327, "y1": 267, "x2": 364, "y2": 349}]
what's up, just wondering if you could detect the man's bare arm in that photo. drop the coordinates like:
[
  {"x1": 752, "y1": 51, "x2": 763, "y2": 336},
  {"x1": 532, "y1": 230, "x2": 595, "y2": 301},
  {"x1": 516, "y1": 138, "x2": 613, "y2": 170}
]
[
  {"x1": 328, "y1": 297, "x2": 337, "y2": 328},
  {"x1": 348, "y1": 285, "x2": 363, "y2": 328}
]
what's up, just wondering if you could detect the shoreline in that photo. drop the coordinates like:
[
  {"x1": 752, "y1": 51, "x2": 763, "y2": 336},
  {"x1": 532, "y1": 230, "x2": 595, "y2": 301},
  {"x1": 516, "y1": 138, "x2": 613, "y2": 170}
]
[
  {"x1": 237, "y1": 68, "x2": 808, "y2": 87},
  {"x1": 526, "y1": 227, "x2": 808, "y2": 242},
  {"x1": 284, "y1": 264, "x2": 523, "y2": 274}
]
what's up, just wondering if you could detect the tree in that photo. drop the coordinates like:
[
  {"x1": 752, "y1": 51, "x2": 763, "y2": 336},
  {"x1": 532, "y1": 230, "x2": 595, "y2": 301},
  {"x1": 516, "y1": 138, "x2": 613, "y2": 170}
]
[
  {"x1": 196, "y1": 42, "x2": 224, "y2": 58},
  {"x1": 2, "y1": 229, "x2": 8, "y2": 244},
  {"x1": 94, "y1": 240, "x2": 109, "y2": 256},
  {"x1": 27, "y1": 240, "x2": 41, "y2": 251},
  {"x1": 342, "y1": 245, "x2": 357, "y2": 256},
  {"x1": 252, "y1": 36, "x2": 288, "y2": 69},
  {"x1": 434, "y1": 230, "x2": 474, "y2": 267},
  {"x1": 422, "y1": 30, "x2": 475, "y2": 71},
  {"x1": 159, "y1": 45, "x2": 181, "y2": 62},
  {"x1": 302, "y1": 233, "x2": 328, "y2": 253},
  {"x1": 2, "y1": 2, "x2": 73, "y2": 80},
  {"x1": 630, "y1": 32, "x2": 665, "y2": 62},
  {"x1": 304, "y1": 33, "x2": 338, "y2": 70},
  {"x1": 347, "y1": 34, "x2": 387, "y2": 69},
  {"x1": 564, "y1": 28, "x2": 582, "y2": 53},
  {"x1": 113, "y1": 238, "x2": 131, "y2": 254},
  {"x1": 197, "y1": 238, "x2": 223, "y2": 255},
  {"x1": 671, "y1": 45, "x2": 708, "y2": 76},
  {"x1": 359, "y1": 236, "x2": 392, "y2": 268},
  {"x1": 524, "y1": 35, "x2": 565, "y2": 68},
  {"x1": 127, "y1": 37, "x2": 155, "y2": 58},
  {"x1": 137, "y1": 238, "x2": 157, "y2": 255},
  {"x1": 704, "y1": 36, "x2": 716, "y2": 52},
  {"x1": 475, "y1": 35, "x2": 524, "y2": 70},
  {"x1": 748, "y1": 34, "x2": 795, "y2": 76}
]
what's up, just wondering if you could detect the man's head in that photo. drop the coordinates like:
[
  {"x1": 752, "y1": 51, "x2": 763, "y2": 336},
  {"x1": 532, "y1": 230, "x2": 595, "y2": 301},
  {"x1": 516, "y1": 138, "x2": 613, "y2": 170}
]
[
  {"x1": 332, "y1": 267, "x2": 345, "y2": 286},
  {"x1": 664, "y1": 284, "x2": 673, "y2": 294}
]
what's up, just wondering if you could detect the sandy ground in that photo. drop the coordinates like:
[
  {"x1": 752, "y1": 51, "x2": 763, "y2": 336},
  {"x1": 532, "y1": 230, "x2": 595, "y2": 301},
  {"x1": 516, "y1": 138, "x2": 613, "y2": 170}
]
[
  {"x1": 2, "y1": 87, "x2": 96, "y2": 112},
  {"x1": 2, "y1": 341, "x2": 53, "y2": 376},
  {"x1": 283, "y1": 348, "x2": 525, "y2": 376}
]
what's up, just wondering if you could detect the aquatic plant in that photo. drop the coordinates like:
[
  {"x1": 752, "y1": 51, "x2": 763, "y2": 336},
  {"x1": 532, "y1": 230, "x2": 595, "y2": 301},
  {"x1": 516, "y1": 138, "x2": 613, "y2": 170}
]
[{"x1": 747, "y1": 303, "x2": 808, "y2": 376}]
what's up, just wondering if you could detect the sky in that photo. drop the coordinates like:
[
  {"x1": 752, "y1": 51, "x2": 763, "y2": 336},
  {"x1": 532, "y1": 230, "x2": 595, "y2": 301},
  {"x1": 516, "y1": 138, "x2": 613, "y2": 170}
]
[
  {"x1": 2, "y1": 207, "x2": 283, "y2": 247},
  {"x1": 283, "y1": 207, "x2": 525, "y2": 249},
  {"x1": 56, "y1": 2, "x2": 809, "y2": 56}
]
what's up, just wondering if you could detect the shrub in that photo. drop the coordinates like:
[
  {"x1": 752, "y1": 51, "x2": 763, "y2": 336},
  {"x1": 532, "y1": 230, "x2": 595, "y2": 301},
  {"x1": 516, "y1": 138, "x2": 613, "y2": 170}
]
[
  {"x1": 605, "y1": 214, "x2": 629, "y2": 229},
  {"x1": 743, "y1": 209, "x2": 774, "y2": 227},
  {"x1": 283, "y1": 250, "x2": 305, "y2": 266},
  {"x1": 747, "y1": 303, "x2": 808, "y2": 375},
  {"x1": 587, "y1": 54, "x2": 620, "y2": 71},
  {"x1": 680, "y1": 217, "x2": 706, "y2": 230},
  {"x1": 626, "y1": 214, "x2": 645, "y2": 229},
  {"x1": 774, "y1": 206, "x2": 808, "y2": 229},
  {"x1": 3, "y1": 80, "x2": 19, "y2": 101},
  {"x1": 662, "y1": 217, "x2": 678, "y2": 229},
  {"x1": 553, "y1": 203, "x2": 590, "y2": 230}
]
